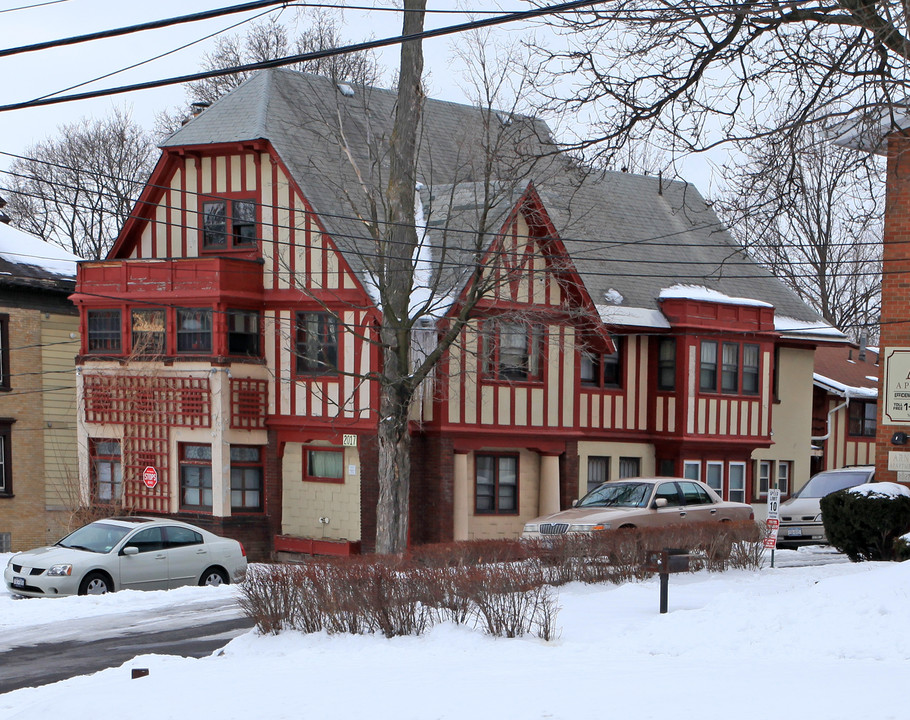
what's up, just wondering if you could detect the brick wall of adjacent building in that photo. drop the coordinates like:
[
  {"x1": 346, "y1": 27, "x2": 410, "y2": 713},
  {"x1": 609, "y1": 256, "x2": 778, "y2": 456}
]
[
  {"x1": 0, "y1": 305, "x2": 77, "y2": 551},
  {"x1": 876, "y1": 133, "x2": 910, "y2": 484}
]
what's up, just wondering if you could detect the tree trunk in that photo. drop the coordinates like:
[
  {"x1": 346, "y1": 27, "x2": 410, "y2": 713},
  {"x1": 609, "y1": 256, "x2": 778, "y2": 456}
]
[{"x1": 374, "y1": 0, "x2": 427, "y2": 555}]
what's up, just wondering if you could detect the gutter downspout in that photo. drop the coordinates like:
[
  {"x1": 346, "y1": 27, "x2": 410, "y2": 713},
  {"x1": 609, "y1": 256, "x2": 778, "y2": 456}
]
[{"x1": 811, "y1": 390, "x2": 851, "y2": 443}]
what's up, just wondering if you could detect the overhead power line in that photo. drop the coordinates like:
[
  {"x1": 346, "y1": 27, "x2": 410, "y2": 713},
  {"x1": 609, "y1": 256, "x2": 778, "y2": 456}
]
[
  {"x1": 0, "y1": 0, "x2": 293, "y2": 58},
  {"x1": 0, "y1": 0, "x2": 611, "y2": 113},
  {"x1": 0, "y1": 0, "x2": 67, "y2": 13}
]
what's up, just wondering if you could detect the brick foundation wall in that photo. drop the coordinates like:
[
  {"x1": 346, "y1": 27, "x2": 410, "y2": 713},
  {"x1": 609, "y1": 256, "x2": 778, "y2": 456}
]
[
  {"x1": 877, "y1": 134, "x2": 910, "y2": 484},
  {"x1": 560, "y1": 440, "x2": 580, "y2": 510},
  {"x1": 359, "y1": 434, "x2": 380, "y2": 554},
  {"x1": 410, "y1": 434, "x2": 455, "y2": 546},
  {"x1": 173, "y1": 512, "x2": 273, "y2": 562}
]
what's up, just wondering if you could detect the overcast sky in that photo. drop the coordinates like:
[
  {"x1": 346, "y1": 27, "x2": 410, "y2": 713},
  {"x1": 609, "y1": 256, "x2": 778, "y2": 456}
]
[{"x1": 0, "y1": 0, "x2": 718, "y2": 191}]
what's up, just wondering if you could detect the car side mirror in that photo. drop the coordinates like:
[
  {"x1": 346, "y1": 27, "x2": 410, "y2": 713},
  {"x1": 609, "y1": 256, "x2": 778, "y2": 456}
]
[
  {"x1": 122, "y1": 545, "x2": 139, "y2": 556},
  {"x1": 652, "y1": 498, "x2": 668, "y2": 509},
  {"x1": 572, "y1": 499, "x2": 579, "y2": 507}
]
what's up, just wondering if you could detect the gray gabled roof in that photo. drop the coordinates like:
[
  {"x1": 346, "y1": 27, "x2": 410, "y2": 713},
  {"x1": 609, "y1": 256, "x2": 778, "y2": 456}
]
[
  {"x1": 0, "y1": 220, "x2": 78, "y2": 292},
  {"x1": 163, "y1": 68, "x2": 827, "y2": 332}
]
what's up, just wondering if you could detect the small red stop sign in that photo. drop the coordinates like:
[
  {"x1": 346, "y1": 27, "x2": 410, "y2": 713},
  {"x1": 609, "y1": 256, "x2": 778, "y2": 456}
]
[{"x1": 142, "y1": 466, "x2": 158, "y2": 489}]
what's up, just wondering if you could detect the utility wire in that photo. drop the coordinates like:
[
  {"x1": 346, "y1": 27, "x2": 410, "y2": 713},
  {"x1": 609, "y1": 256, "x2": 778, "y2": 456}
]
[
  {"x1": 0, "y1": 0, "x2": 67, "y2": 13},
  {"x1": 35, "y1": 5, "x2": 283, "y2": 102},
  {"x1": 0, "y1": 0, "x2": 614, "y2": 112},
  {"x1": 0, "y1": 148, "x2": 885, "y2": 254},
  {"x1": 0, "y1": 0, "x2": 294, "y2": 58},
  {"x1": 0, "y1": 170, "x2": 892, "y2": 270}
]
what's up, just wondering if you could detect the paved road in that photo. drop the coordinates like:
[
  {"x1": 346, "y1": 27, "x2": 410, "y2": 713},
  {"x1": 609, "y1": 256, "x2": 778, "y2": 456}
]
[{"x1": 0, "y1": 597, "x2": 254, "y2": 694}]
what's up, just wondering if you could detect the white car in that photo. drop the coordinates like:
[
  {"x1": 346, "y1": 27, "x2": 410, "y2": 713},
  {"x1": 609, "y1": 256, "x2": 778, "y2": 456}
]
[
  {"x1": 778, "y1": 466, "x2": 876, "y2": 546},
  {"x1": 4, "y1": 517, "x2": 247, "y2": 597}
]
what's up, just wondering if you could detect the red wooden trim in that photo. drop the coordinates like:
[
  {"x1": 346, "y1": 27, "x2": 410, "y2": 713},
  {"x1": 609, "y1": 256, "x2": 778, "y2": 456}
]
[
  {"x1": 271, "y1": 155, "x2": 280, "y2": 286},
  {"x1": 266, "y1": 146, "x2": 372, "y2": 303},
  {"x1": 288, "y1": 189, "x2": 297, "y2": 282},
  {"x1": 274, "y1": 535, "x2": 361, "y2": 556},
  {"x1": 109, "y1": 153, "x2": 173, "y2": 258}
]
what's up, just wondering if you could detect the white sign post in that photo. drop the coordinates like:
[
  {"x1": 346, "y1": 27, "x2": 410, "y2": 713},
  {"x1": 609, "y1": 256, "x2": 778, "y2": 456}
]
[{"x1": 764, "y1": 488, "x2": 781, "y2": 567}]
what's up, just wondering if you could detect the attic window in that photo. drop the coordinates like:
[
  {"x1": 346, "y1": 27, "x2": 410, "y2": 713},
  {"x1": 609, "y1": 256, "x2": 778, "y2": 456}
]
[
  {"x1": 337, "y1": 83, "x2": 355, "y2": 97},
  {"x1": 202, "y1": 199, "x2": 257, "y2": 250}
]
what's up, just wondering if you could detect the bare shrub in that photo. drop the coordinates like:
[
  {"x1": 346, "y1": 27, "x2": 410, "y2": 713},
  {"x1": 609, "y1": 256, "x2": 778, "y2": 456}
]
[
  {"x1": 405, "y1": 539, "x2": 531, "y2": 568},
  {"x1": 341, "y1": 561, "x2": 433, "y2": 638},
  {"x1": 466, "y1": 561, "x2": 557, "y2": 639},
  {"x1": 413, "y1": 565, "x2": 476, "y2": 625},
  {"x1": 237, "y1": 564, "x2": 310, "y2": 635},
  {"x1": 727, "y1": 522, "x2": 766, "y2": 570}
]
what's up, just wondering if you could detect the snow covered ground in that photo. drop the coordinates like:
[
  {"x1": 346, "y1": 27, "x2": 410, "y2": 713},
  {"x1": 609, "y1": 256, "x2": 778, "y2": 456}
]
[{"x1": 2, "y1": 546, "x2": 906, "y2": 719}]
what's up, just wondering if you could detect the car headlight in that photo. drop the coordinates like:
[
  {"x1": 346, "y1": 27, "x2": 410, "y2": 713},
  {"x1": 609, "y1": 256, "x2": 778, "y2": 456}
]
[
  {"x1": 815, "y1": 514, "x2": 823, "y2": 522},
  {"x1": 46, "y1": 564, "x2": 73, "y2": 577},
  {"x1": 523, "y1": 524, "x2": 539, "y2": 534},
  {"x1": 568, "y1": 523, "x2": 610, "y2": 532}
]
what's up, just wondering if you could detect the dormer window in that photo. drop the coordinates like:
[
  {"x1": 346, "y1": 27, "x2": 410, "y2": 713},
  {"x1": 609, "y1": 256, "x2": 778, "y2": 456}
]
[{"x1": 202, "y1": 199, "x2": 257, "y2": 249}]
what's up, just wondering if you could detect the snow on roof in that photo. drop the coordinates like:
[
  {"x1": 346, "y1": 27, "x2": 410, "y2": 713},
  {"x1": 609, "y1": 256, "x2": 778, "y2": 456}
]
[
  {"x1": 596, "y1": 304, "x2": 670, "y2": 329},
  {"x1": 775, "y1": 315, "x2": 846, "y2": 340},
  {"x1": 0, "y1": 222, "x2": 81, "y2": 278},
  {"x1": 603, "y1": 289, "x2": 624, "y2": 305},
  {"x1": 659, "y1": 284, "x2": 773, "y2": 307},
  {"x1": 849, "y1": 482, "x2": 910, "y2": 498},
  {"x1": 813, "y1": 373, "x2": 878, "y2": 400}
]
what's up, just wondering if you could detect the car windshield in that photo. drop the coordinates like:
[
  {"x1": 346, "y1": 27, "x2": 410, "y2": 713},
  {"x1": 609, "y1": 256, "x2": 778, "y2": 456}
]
[
  {"x1": 792, "y1": 471, "x2": 872, "y2": 499},
  {"x1": 577, "y1": 482, "x2": 652, "y2": 508},
  {"x1": 56, "y1": 522, "x2": 133, "y2": 553}
]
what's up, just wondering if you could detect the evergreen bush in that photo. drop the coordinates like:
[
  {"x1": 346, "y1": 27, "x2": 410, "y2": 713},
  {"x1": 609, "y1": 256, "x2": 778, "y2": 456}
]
[{"x1": 820, "y1": 487, "x2": 910, "y2": 561}]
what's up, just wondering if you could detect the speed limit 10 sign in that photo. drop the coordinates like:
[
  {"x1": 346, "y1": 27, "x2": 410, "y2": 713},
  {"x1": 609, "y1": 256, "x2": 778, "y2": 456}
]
[{"x1": 764, "y1": 488, "x2": 781, "y2": 548}]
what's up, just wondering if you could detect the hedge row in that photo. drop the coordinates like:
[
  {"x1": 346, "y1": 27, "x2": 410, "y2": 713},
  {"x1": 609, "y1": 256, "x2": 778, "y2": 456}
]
[{"x1": 238, "y1": 520, "x2": 764, "y2": 640}]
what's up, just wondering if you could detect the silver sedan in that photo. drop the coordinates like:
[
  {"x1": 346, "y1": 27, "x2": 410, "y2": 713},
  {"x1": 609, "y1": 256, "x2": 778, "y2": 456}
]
[{"x1": 4, "y1": 517, "x2": 247, "y2": 597}]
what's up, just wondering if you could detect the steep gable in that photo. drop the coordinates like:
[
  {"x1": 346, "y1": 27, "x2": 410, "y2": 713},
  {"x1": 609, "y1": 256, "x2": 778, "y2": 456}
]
[{"x1": 160, "y1": 68, "x2": 828, "y2": 337}]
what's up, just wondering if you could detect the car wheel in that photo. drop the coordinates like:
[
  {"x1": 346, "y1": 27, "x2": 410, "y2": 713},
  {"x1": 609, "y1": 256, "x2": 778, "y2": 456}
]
[
  {"x1": 79, "y1": 572, "x2": 112, "y2": 596},
  {"x1": 618, "y1": 524, "x2": 636, "y2": 530},
  {"x1": 199, "y1": 567, "x2": 229, "y2": 587}
]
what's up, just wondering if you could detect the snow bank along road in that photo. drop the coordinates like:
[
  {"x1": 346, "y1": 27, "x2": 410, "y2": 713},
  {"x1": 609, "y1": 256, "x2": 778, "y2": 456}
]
[
  {"x1": 0, "y1": 546, "x2": 845, "y2": 694},
  {"x1": 0, "y1": 579, "x2": 251, "y2": 693}
]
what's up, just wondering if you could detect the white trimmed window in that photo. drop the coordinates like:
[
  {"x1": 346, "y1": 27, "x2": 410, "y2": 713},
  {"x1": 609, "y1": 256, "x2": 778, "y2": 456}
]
[{"x1": 729, "y1": 462, "x2": 746, "y2": 503}]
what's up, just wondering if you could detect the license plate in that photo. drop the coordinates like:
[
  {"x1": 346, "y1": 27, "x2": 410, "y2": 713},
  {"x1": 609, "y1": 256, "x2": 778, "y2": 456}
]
[
  {"x1": 12, "y1": 576, "x2": 25, "y2": 588},
  {"x1": 787, "y1": 527, "x2": 803, "y2": 537}
]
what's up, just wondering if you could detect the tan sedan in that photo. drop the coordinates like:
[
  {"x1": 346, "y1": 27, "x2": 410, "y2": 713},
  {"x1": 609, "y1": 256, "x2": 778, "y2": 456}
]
[{"x1": 522, "y1": 478, "x2": 754, "y2": 538}]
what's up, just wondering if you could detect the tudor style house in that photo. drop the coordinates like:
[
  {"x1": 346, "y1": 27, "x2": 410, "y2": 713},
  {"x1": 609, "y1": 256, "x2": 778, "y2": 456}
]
[
  {"x1": 0, "y1": 216, "x2": 81, "y2": 552},
  {"x1": 71, "y1": 69, "x2": 842, "y2": 557}
]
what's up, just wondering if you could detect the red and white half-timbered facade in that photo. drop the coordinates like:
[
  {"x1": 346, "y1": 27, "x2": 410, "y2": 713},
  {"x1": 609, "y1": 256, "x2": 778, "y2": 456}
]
[{"x1": 72, "y1": 70, "x2": 841, "y2": 556}]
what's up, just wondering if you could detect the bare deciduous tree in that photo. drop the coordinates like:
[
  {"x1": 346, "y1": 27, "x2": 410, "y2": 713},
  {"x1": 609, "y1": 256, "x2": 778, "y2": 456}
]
[
  {"x1": 532, "y1": 0, "x2": 910, "y2": 159},
  {"x1": 5, "y1": 108, "x2": 155, "y2": 260},
  {"x1": 262, "y1": 19, "x2": 559, "y2": 553},
  {"x1": 715, "y1": 124, "x2": 883, "y2": 342},
  {"x1": 156, "y1": 12, "x2": 381, "y2": 138}
]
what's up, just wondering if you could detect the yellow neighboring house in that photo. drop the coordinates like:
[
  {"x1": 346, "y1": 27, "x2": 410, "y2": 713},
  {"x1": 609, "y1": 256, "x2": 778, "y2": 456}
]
[{"x1": 0, "y1": 216, "x2": 80, "y2": 551}]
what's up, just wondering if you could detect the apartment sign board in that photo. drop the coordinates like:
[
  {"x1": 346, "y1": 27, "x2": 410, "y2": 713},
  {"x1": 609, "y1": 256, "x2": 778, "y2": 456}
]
[{"x1": 884, "y1": 348, "x2": 910, "y2": 424}]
